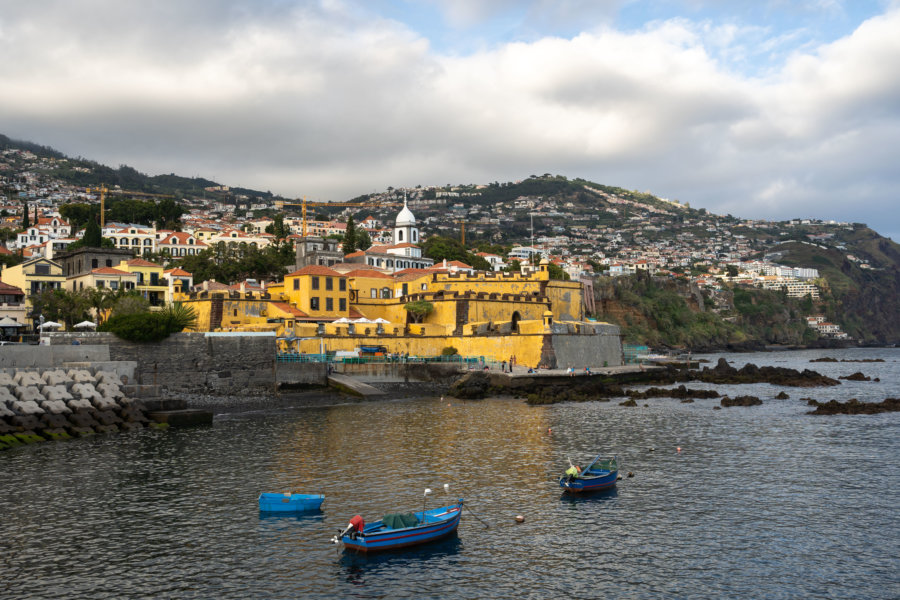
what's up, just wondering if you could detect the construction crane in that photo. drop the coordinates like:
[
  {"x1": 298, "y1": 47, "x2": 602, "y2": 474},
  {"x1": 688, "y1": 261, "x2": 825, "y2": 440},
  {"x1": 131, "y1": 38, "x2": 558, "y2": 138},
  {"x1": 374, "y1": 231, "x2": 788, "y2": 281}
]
[
  {"x1": 86, "y1": 187, "x2": 175, "y2": 228},
  {"x1": 456, "y1": 221, "x2": 480, "y2": 246},
  {"x1": 275, "y1": 197, "x2": 402, "y2": 236}
]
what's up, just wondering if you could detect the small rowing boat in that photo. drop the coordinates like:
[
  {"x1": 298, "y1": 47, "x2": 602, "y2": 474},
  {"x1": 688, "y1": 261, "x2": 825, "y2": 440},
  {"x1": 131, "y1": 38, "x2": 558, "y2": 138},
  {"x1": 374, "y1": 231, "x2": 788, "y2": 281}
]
[
  {"x1": 258, "y1": 492, "x2": 325, "y2": 513},
  {"x1": 332, "y1": 486, "x2": 463, "y2": 553},
  {"x1": 559, "y1": 455, "x2": 618, "y2": 493}
]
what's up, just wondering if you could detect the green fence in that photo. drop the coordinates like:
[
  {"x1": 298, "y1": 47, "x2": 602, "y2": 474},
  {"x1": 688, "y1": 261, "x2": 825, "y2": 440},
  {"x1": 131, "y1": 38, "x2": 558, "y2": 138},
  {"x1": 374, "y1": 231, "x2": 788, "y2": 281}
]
[{"x1": 622, "y1": 344, "x2": 649, "y2": 364}]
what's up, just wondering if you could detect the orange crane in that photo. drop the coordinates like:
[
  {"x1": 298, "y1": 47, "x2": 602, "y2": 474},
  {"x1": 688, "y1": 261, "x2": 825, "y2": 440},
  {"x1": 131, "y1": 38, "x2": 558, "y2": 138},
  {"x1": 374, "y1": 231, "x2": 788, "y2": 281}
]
[
  {"x1": 456, "y1": 220, "x2": 480, "y2": 246},
  {"x1": 86, "y1": 187, "x2": 174, "y2": 227},
  {"x1": 276, "y1": 197, "x2": 401, "y2": 236}
]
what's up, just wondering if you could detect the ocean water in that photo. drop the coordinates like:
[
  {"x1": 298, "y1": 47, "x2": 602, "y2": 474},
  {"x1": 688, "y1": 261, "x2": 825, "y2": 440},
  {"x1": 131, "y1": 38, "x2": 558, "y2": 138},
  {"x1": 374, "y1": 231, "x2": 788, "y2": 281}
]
[{"x1": 2, "y1": 348, "x2": 899, "y2": 599}]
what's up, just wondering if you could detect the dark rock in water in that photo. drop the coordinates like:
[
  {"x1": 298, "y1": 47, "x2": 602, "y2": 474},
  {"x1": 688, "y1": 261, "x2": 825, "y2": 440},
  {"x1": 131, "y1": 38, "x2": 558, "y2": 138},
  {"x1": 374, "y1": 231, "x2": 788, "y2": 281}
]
[
  {"x1": 838, "y1": 372, "x2": 871, "y2": 381},
  {"x1": 619, "y1": 399, "x2": 638, "y2": 407},
  {"x1": 810, "y1": 357, "x2": 838, "y2": 363},
  {"x1": 627, "y1": 385, "x2": 720, "y2": 400},
  {"x1": 713, "y1": 406, "x2": 722, "y2": 410},
  {"x1": 681, "y1": 398, "x2": 694, "y2": 403},
  {"x1": 808, "y1": 398, "x2": 900, "y2": 415},
  {"x1": 721, "y1": 395, "x2": 762, "y2": 407},
  {"x1": 448, "y1": 372, "x2": 492, "y2": 400},
  {"x1": 775, "y1": 391, "x2": 790, "y2": 399}
]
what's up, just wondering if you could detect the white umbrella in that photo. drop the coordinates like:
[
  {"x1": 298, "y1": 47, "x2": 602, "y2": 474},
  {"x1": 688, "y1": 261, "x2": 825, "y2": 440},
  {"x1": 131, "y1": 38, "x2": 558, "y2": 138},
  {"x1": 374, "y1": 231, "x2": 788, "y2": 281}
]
[
  {"x1": 74, "y1": 321, "x2": 97, "y2": 329},
  {"x1": 333, "y1": 317, "x2": 351, "y2": 323},
  {"x1": 0, "y1": 317, "x2": 24, "y2": 327},
  {"x1": 373, "y1": 317, "x2": 390, "y2": 323},
  {"x1": 40, "y1": 321, "x2": 62, "y2": 329},
  {"x1": 353, "y1": 317, "x2": 373, "y2": 323}
]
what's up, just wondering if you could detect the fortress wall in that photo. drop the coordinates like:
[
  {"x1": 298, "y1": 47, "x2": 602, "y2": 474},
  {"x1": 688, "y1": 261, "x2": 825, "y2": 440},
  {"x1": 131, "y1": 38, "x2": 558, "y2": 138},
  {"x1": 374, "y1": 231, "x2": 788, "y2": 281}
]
[{"x1": 46, "y1": 332, "x2": 276, "y2": 394}]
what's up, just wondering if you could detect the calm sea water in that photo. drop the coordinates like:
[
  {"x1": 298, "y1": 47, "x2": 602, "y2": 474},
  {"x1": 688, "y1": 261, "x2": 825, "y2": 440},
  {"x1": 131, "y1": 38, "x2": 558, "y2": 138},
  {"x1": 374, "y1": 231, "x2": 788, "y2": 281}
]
[{"x1": 2, "y1": 348, "x2": 899, "y2": 599}]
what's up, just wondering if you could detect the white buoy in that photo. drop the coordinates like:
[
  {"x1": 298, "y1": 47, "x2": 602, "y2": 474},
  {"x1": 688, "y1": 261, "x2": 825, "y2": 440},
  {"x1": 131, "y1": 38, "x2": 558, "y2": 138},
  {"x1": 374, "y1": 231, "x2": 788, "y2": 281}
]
[{"x1": 515, "y1": 515, "x2": 525, "y2": 523}]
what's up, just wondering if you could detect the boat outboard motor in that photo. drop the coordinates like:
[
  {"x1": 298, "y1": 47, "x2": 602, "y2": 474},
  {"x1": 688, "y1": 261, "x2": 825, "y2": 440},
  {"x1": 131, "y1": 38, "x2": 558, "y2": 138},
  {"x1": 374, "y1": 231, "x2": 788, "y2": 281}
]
[{"x1": 338, "y1": 515, "x2": 365, "y2": 540}]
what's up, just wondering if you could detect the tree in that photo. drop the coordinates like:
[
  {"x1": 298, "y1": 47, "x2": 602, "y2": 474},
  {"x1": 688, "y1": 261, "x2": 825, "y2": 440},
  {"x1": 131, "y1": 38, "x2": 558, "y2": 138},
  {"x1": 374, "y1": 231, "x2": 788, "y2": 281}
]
[
  {"x1": 22, "y1": 201, "x2": 29, "y2": 229},
  {"x1": 80, "y1": 287, "x2": 116, "y2": 325},
  {"x1": 30, "y1": 288, "x2": 90, "y2": 329},
  {"x1": 81, "y1": 218, "x2": 102, "y2": 247},
  {"x1": 356, "y1": 228, "x2": 372, "y2": 251},
  {"x1": 342, "y1": 215, "x2": 358, "y2": 255},
  {"x1": 726, "y1": 265, "x2": 739, "y2": 278},
  {"x1": 404, "y1": 300, "x2": 434, "y2": 323},
  {"x1": 547, "y1": 263, "x2": 570, "y2": 281}
]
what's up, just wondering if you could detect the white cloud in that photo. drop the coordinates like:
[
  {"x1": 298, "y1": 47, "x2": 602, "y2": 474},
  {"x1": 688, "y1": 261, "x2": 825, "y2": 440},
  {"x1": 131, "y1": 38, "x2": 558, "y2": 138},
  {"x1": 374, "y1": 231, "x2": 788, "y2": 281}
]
[{"x1": 0, "y1": 1, "x2": 898, "y2": 237}]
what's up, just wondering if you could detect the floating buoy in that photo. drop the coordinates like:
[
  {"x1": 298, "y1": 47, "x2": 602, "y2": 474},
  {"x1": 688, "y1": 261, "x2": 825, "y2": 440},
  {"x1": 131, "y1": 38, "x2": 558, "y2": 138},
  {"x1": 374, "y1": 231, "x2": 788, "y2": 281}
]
[
  {"x1": 649, "y1": 447, "x2": 655, "y2": 452},
  {"x1": 548, "y1": 427, "x2": 552, "y2": 434},
  {"x1": 515, "y1": 515, "x2": 525, "y2": 523},
  {"x1": 617, "y1": 475, "x2": 622, "y2": 480},
  {"x1": 627, "y1": 472, "x2": 634, "y2": 478},
  {"x1": 677, "y1": 447, "x2": 682, "y2": 453}
]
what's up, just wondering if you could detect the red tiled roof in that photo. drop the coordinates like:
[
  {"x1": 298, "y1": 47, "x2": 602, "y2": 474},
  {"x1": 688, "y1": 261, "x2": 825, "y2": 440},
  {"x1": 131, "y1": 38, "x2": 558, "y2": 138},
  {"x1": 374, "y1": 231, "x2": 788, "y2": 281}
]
[
  {"x1": 285, "y1": 265, "x2": 343, "y2": 277},
  {"x1": 92, "y1": 267, "x2": 131, "y2": 275},
  {"x1": 164, "y1": 268, "x2": 192, "y2": 276},
  {"x1": 344, "y1": 269, "x2": 393, "y2": 279},
  {"x1": 270, "y1": 302, "x2": 310, "y2": 318},
  {"x1": 126, "y1": 258, "x2": 161, "y2": 267},
  {"x1": 0, "y1": 281, "x2": 24, "y2": 295},
  {"x1": 343, "y1": 251, "x2": 365, "y2": 258}
]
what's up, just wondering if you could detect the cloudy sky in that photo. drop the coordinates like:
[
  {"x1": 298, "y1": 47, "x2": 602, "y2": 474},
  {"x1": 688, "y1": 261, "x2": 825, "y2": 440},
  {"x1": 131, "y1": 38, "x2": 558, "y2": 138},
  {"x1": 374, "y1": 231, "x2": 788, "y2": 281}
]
[{"x1": 2, "y1": 1, "x2": 899, "y2": 239}]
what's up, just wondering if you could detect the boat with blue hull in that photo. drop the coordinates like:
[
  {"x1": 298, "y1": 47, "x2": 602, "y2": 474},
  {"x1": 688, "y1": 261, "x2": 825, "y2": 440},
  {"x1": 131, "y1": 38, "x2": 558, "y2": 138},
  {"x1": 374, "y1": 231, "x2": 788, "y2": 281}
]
[
  {"x1": 559, "y1": 455, "x2": 618, "y2": 493},
  {"x1": 258, "y1": 492, "x2": 324, "y2": 513},
  {"x1": 333, "y1": 488, "x2": 463, "y2": 553}
]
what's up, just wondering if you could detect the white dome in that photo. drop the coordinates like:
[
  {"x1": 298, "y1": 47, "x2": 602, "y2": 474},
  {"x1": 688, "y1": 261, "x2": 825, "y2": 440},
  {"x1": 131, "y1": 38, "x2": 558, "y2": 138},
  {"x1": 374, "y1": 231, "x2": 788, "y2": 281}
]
[{"x1": 395, "y1": 203, "x2": 416, "y2": 226}]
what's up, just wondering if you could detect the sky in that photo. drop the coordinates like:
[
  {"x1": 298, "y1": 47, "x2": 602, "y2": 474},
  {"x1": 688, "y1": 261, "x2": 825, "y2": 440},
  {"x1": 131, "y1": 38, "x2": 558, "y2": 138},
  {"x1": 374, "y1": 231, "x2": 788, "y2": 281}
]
[{"x1": 1, "y1": 0, "x2": 899, "y2": 240}]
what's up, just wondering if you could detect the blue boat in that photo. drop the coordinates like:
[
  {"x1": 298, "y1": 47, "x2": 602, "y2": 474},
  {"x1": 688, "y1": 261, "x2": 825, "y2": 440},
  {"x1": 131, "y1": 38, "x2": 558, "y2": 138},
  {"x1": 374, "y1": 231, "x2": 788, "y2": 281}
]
[
  {"x1": 258, "y1": 492, "x2": 324, "y2": 513},
  {"x1": 559, "y1": 455, "x2": 618, "y2": 493},
  {"x1": 333, "y1": 488, "x2": 463, "y2": 553}
]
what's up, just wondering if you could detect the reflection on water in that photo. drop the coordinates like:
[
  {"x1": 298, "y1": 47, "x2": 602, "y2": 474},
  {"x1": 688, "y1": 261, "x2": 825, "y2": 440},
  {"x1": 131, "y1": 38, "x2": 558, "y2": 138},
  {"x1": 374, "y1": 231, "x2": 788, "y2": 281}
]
[{"x1": 1, "y1": 348, "x2": 898, "y2": 599}]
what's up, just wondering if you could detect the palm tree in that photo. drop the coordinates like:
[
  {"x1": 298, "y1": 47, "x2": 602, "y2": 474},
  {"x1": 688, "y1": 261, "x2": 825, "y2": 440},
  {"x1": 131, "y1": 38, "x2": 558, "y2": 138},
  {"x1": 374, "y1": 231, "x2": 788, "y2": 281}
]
[{"x1": 80, "y1": 287, "x2": 116, "y2": 325}]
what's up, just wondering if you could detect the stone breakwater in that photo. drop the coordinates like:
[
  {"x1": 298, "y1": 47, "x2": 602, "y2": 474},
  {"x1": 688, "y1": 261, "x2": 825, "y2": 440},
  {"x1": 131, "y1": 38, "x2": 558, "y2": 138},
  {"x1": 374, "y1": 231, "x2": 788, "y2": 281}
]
[{"x1": 0, "y1": 368, "x2": 158, "y2": 451}]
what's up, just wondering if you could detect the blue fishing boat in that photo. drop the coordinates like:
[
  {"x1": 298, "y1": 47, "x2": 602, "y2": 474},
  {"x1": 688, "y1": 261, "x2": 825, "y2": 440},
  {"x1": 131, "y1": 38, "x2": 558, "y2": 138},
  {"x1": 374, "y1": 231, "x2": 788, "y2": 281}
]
[
  {"x1": 559, "y1": 455, "x2": 618, "y2": 493},
  {"x1": 258, "y1": 492, "x2": 325, "y2": 513},
  {"x1": 332, "y1": 487, "x2": 463, "y2": 553}
]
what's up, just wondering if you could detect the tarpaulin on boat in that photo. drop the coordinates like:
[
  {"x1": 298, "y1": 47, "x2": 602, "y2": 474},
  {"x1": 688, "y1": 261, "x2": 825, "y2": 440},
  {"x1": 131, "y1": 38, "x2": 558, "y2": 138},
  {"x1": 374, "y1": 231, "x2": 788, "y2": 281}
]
[{"x1": 382, "y1": 513, "x2": 419, "y2": 529}]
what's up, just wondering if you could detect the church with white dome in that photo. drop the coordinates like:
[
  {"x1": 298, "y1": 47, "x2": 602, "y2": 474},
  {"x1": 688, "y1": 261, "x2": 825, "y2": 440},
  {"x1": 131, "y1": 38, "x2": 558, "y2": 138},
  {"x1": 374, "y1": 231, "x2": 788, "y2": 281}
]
[{"x1": 344, "y1": 198, "x2": 434, "y2": 272}]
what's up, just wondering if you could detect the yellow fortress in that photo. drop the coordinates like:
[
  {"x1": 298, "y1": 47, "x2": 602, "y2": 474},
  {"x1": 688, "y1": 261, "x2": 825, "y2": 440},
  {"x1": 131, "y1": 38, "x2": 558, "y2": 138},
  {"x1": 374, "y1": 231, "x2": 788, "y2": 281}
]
[{"x1": 177, "y1": 205, "x2": 622, "y2": 369}]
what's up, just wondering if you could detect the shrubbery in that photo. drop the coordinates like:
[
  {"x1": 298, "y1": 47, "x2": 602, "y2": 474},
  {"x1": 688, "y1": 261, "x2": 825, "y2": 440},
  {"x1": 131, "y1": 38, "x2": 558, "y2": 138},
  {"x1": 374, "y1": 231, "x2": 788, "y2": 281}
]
[{"x1": 99, "y1": 304, "x2": 197, "y2": 342}]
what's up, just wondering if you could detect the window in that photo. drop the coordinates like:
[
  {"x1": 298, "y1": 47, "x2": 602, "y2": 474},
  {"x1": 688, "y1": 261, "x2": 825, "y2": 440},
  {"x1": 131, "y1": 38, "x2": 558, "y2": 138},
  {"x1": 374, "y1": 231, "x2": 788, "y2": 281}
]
[
  {"x1": 110, "y1": 281, "x2": 118, "y2": 290},
  {"x1": 97, "y1": 281, "x2": 104, "y2": 288},
  {"x1": 371, "y1": 288, "x2": 377, "y2": 298},
  {"x1": 310, "y1": 297, "x2": 319, "y2": 310},
  {"x1": 339, "y1": 278, "x2": 346, "y2": 291},
  {"x1": 325, "y1": 277, "x2": 333, "y2": 291},
  {"x1": 398, "y1": 230, "x2": 404, "y2": 242},
  {"x1": 91, "y1": 259, "x2": 99, "y2": 269},
  {"x1": 402, "y1": 283, "x2": 408, "y2": 296},
  {"x1": 339, "y1": 298, "x2": 346, "y2": 311},
  {"x1": 293, "y1": 278, "x2": 299, "y2": 290},
  {"x1": 326, "y1": 297, "x2": 333, "y2": 311},
  {"x1": 312, "y1": 277, "x2": 319, "y2": 290},
  {"x1": 234, "y1": 309, "x2": 238, "y2": 317},
  {"x1": 413, "y1": 230, "x2": 418, "y2": 242},
  {"x1": 106, "y1": 259, "x2": 112, "y2": 267},
  {"x1": 150, "y1": 273, "x2": 159, "y2": 286},
  {"x1": 381, "y1": 287, "x2": 392, "y2": 299}
]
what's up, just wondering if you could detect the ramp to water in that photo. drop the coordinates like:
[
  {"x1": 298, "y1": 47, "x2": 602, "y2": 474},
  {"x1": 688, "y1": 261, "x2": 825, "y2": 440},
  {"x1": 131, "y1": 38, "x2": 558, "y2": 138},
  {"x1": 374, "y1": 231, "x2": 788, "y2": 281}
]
[{"x1": 327, "y1": 374, "x2": 386, "y2": 397}]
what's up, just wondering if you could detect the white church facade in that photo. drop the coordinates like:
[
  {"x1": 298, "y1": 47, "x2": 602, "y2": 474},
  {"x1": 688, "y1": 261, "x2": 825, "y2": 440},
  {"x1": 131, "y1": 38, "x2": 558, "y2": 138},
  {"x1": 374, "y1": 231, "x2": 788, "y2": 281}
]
[{"x1": 344, "y1": 199, "x2": 434, "y2": 272}]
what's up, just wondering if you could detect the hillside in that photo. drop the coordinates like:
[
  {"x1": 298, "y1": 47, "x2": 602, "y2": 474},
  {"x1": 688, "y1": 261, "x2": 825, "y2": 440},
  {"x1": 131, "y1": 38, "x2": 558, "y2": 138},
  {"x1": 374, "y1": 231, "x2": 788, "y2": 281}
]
[{"x1": 3, "y1": 133, "x2": 899, "y2": 345}]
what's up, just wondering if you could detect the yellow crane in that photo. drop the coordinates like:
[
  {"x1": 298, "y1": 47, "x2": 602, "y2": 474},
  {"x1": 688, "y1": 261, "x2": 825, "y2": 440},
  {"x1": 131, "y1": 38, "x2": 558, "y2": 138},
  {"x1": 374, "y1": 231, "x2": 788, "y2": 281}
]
[
  {"x1": 275, "y1": 197, "x2": 401, "y2": 236},
  {"x1": 456, "y1": 220, "x2": 479, "y2": 246},
  {"x1": 86, "y1": 187, "x2": 174, "y2": 228}
]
